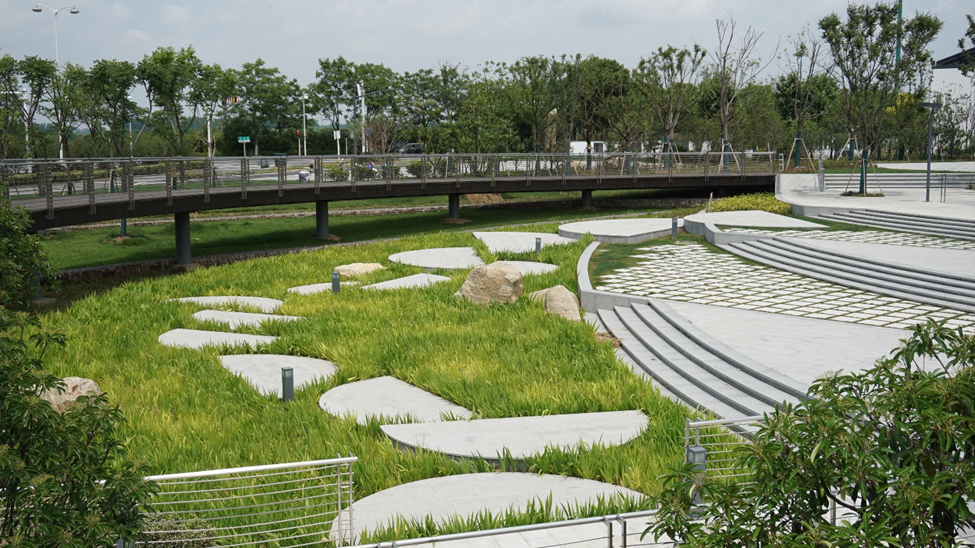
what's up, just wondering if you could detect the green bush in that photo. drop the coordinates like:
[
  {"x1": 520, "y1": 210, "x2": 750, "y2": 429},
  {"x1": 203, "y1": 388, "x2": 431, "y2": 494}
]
[
  {"x1": 0, "y1": 311, "x2": 155, "y2": 545},
  {"x1": 325, "y1": 164, "x2": 348, "y2": 181},
  {"x1": 707, "y1": 192, "x2": 792, "y2": 215},
  {"x1": 406, "y1": 161, "x2": 423, "y2": 178},
  {"x1": 648, "y1": 320, "x2": 975, "y2": 547},
  {"x1": 0, "y1": 194, "x2": 54, "y2": 311}
]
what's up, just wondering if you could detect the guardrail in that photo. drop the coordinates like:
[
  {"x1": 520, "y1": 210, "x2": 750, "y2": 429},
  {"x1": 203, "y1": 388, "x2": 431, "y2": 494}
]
[
  {"x1": 135, "y1": 456, "x2": 357, "y2": 547},
  {"x1": 1, "y1": 152, "x2": 776, "y2": 205},
  {"x1": 684, "y1": 416, "x2": 764, "y2": 483}
]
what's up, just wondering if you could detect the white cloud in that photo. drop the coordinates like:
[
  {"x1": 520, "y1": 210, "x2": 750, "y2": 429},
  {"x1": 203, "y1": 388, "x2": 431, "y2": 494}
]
[{"x1": 122, "y1": 29, "x2": 150, "y2": 44}]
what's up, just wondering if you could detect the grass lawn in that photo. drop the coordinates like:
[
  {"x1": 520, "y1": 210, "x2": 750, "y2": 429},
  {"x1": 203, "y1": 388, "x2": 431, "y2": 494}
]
[{"x1": 38, "y1": 225, "x2": 692, "y2": 541}]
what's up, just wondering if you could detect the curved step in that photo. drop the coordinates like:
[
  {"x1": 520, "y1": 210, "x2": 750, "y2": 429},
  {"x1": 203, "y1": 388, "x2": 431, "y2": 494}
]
[
  {"x1": 818, "y1": 211, "x2": 975, "y2": 241},
  {"x1": 722, "y1": 241, "x2": 975, "y2": 313},
  {"x1": 754, "y1": 239, "x2": 975, "y2": 297},
  {"x1": 597, "y1": 308, "x2": 749, "y2": 419},
  {"x1": 628, "y1": 303, "x2": 800, "y2": 408},
  {"x1": 644, "y1": 300, "x2": 809, "y2": 400}
]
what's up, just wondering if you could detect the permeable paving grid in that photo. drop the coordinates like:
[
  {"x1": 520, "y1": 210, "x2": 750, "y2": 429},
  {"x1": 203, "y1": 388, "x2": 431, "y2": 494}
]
[{"x1": 595, "y1": 243, "x2": 975, "y2": 330}]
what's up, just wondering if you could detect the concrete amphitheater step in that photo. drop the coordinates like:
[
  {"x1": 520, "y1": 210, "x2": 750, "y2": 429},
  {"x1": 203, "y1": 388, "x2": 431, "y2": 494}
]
[
  {"x1": 817, "y1": 210, "x2": 975, "y2": 241},
  {"x1": 721, "y1": 239, "x2": 975, "y2": 313},
  {"x1": 598, "y1": 305, "x2": 778, "y2": 419}
]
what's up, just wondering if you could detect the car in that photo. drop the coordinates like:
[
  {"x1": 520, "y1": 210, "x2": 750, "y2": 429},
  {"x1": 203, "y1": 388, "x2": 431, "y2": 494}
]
[{"x1": 394, "y1": 143, "x2": 424, "y2": 154}]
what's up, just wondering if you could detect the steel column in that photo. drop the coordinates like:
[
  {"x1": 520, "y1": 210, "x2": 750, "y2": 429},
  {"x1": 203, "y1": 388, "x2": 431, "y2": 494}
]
[
  {"x1": 581, "y1": 189, "x2": 593, "y2": 208},
  {"x1": 316, "y1": 201, "x2": 329, "y2": 240},
  {"x1": 448, "y1": 194, "x2": 460, "y2": 219},
  {"x1": 175, "y1": 211, "x2": 192, "y2": 265}
]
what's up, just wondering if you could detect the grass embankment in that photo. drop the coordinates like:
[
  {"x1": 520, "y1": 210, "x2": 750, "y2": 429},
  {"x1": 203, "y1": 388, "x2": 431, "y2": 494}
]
[{"x1": 40, "y1": 227, "x2": 690, "y2": 540}]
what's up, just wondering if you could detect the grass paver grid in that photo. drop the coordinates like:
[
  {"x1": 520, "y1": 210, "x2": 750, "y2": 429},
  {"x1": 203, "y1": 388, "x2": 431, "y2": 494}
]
[
  {"x1": 726, "y1": 229, "x2": 975, "y2": 250},
  {"x1": 594, "y1": 243, "x2": 975, "y2": 330}
]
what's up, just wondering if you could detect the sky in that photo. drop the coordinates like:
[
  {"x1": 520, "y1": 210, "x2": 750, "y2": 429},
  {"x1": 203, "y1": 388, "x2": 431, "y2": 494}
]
[{"x1": 1, "y1": 0, "x2": 972, "y2": 117}]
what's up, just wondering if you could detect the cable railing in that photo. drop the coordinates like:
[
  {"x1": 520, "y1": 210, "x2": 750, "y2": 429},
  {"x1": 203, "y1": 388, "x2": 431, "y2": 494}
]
[
  {"x1": 683, "y1": 416, "x2": 764, "y2": 483},
  {"x1": 135, "y1": 456, "x2": 357, "y2": 547},
  {"x1": 1, "y1": 152, "x2": 777, "y2": 206}
]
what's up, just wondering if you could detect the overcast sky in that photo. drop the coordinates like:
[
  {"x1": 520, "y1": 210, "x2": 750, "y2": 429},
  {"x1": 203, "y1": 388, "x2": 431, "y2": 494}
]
[{"x1": 1, "y1": 0, "x2": 972, "y2": 112}]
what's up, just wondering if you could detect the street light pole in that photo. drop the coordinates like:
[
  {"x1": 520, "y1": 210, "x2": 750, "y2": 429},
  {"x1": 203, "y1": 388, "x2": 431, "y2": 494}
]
[
  {"x1": 350, "y1": 85, "x2": 396, "y2": 156},
  {"x1": 31, "y1": 3, "x2": 79, "y2": 66},
  {"x1": 127, "y1": 94, "x2": 133, "y2": 157},
  {"x1": 301, "y1": 94, "x2": 308, "y2": 156},
  {"x1": 920, "y1": 101, "x2": 942, "y2": 203}
]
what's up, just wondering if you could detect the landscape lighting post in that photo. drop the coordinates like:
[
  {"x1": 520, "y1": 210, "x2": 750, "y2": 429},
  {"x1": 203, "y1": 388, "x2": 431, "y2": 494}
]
[
  {"x1": 31, "y1": 3, "x2": 79, "y2": 66},
  {"x1": 920, "y1": 101, "x2": 942, "y2": 203},
  {"x1": 301, "y1": 94, "x2": 308, "y2": 156}
]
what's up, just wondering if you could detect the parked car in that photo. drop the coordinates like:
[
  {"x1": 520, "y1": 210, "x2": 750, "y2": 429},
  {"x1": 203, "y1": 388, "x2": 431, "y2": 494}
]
[{"x1": 394, "y1": 143, "x2": 424, "y2": 154}]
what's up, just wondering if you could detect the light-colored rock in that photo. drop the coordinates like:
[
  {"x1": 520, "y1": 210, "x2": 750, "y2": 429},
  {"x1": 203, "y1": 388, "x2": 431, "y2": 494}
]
[
  {"x1": 40, "y1": 377, "x2": 102, "y2": 413},
  {"x1": 531, "y1": 285, "x2": 581, "y2": 322},
  {"x1": 334, "y1": 263, "x2": 385, "y2": 278},
  {"x1": 454, "y1": 262, "x2": 523, "y2": 305}
]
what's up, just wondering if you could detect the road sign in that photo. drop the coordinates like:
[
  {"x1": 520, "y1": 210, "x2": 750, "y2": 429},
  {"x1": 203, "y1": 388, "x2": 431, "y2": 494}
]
[
  {"x1": 333, "y1": 130, "x2": 341, "y2": 140},
  {"x1": 238, "y1": 136, "x2": 251, "y2": 143}
]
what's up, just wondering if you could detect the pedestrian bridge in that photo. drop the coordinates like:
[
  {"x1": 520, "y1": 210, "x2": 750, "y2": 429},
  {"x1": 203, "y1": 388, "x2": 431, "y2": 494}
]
[{"x1": 2, "y1": 152, "x2": 776, "y2": 264}]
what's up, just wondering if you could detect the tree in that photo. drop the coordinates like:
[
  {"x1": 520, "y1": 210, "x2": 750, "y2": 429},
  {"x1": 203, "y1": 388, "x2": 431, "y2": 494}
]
[
  {"x1": 76, "y1": 59, "x2": 140, "y2": 157},
  {"x1": 647, "y1": 320, "x2": 975, "y2": 547},
  {"x1": 40, "y1": 64, "x2": 83, "y2": 159},
  {"x1": 236, "y1": 59, "x2": 299, "y2": 155},
  {"x1": 776, "y1": 28, "x2": 836, "y2": 167},
  {"x1": 0, "y1": 310, "x2": 155, "y2": 545},
  {"x1": 819, "y1": 2, "x2": 941, "y2": 185},
  {"x1": 958, "y1": 14, "x2": 975, "y2": 83},
  {"x1": 638, "y1": 45, "x2": 707, "y2": 150},
  {"x1": 15, "y1": 56, "x2": 56, "y2": 159},
  {"x1": 509, "y1": 56, "x2": 558, "y2": 152},
  {"x1": 0, "y1": 195, "x2": 53, "y2": 311},
  {"x1": 312, "y1": 56, "x2": 355, "y2": 133},
  {"x1": 0, "y1": 54, "x2": 26, "y2": 159},
  {"x1": 137, "y1": 46, "x2": 205, "y2": 155},
  {"x1": 710, "y1": 16, "x2": 775, "y2": 150}
]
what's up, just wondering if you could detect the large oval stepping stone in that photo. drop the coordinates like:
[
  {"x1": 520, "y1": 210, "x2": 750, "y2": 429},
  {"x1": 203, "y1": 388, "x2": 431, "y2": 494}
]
[
  {"x1": 158, "y1": 329, "x2": 276, "y2": 350},
  {"x1": 559, "y1": 218, "x2": 680, "y2": 244},
  {"x1": 332, "y1": 472, "x2": 644, "y2": 542},
  {"x1": 496, "y1": 261, "x2": 558, "y2": 276},
  {"x1": 474, "y1": 231, "x2": 576, "y2": 253},
  {"x1": 388, "y1": 247, "x2": 485, "y2": 270},
  {"x1": 287, "y1": 281, "x2": 359, "y2": 295},
  {"x1": 174, "y1": 296, "x2": 283, "y2": 313},
  {"x1": 319, "y1": 376, "x2": 471, "y2": 424},
  {"x1": 362, "y1": 273, "x2": 450, "y2": 291},
  {"x1": 219, "y1": 355, "x2": 337, "y2": 397},
  {"x1": 381, "y1": 410, "x2": 647, "y2": 460},
  {"x1": 193, "y1": 310, "x2": 301, "y2": 329}
]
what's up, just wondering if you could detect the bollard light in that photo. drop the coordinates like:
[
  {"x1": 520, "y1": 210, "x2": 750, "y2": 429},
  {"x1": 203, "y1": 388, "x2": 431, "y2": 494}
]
[
  {"x1": 331, "y1": 272, "x2": 341, "y2": 294},
  {"x1": 685, "y1": 444, "x2": 706, "y2": 504},
  {"x1": 535, "y1": 237, "x2": 542, "y2": 253},
  {"x1": 671, "y1": 217, "x2": 679, "y2": 241},
  {"x1": 281, "y1": 366, "x2": 294, "y2": 402}
]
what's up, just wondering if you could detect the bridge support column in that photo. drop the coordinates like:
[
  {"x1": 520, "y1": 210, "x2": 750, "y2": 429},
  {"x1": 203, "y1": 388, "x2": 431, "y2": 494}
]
[
  {"x1": 175, "y1": 212, "x2": 192, "y2": 265},
  {"x1": 448, "y1": 194, "x2": 460, "y2": 220},
  {"x1": 316, "y1": 200, "x2": 329, "y2": 240},
  {"x1": 581, "y1": 189, "x2": 593, "y2": 209}
]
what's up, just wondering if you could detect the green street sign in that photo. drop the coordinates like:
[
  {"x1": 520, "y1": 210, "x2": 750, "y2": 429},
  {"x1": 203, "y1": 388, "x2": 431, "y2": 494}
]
[{"x1": 238, "y1": 136, "x2": 251, "y2": 143}]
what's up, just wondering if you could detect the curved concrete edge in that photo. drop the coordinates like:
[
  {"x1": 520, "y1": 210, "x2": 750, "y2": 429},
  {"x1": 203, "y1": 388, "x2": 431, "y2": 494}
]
[
  {"x1": 578, "y1": 242, "x2": 652, "y2": 313},
  {"x1": 683, "y1": 219, "x2": 772, "y2": 246},
  {"x1": 789, "y1": 203, "x2": 855, "y2": 217}
]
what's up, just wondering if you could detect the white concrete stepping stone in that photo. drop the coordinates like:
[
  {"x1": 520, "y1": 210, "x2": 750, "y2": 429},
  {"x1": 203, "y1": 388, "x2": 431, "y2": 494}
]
[
  {"x1": 174, "y1": 296, "x2": 283, "y2": 313},
  {"x1": 559, "y1": 218, "x2": 681, "y2": 244},
  {"x1": 381, "y1": 410, "x2": 647, "y2": 460},
  {"x1": 496, "y1": 261, "x2": 558, "y2": 276},
  {"x1": 287, "y1": 282, "x2": 360, "y2": 295},
  {"x1": 388, "y1": 247, "x2": 485, "y2": 270},
  {"x1": 332, "y1": 472, "x2": 644, "y2": 542},
  {"x1": 362, "y1": 273, "x2": 451, "y2": 291},
  {"x1": 319, "y1": 376, "x2": 471, "y2": 424},
  {"x1": 474, "y1": 231, "x2": 576, "y2": 253},
  {"x1": 684, "y1": 210, "x2": 826, "y2": 229},
  {"x1": 219, "y1": 355, "x2": 337, "y2": 397},
  {"x1": 158, "y1": 329, "x2": 277, "y2": 350},
  {"x1": 192, "y1": 310, "x2": 301, "y2": 329}
]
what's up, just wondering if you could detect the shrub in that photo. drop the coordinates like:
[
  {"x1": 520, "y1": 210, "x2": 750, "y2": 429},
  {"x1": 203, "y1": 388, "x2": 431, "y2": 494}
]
[
  {"x1": 0, "y1": 311, "x2": 155, "y2": 545},
  {"x1": 707, "y1": 192, "x2": 792, "y2": 215},
  {"x1": 325, "y1": 164, "x2": 348, "y2": 181},
  {"x1": 406, "y1": 161, "x2": 423, "y2": 178},
  {"x1": 647, "y1": 320, "x2": 975, "y2": 547},
  {"x1": 0, "y1": 193, "x2": 54, "y2": 311}
]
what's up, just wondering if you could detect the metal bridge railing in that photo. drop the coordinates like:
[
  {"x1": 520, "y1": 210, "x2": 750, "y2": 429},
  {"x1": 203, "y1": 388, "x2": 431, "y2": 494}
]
[
  {"x1": 136, "y1": 456, "x2": 357, "y2": 547},
  {"x1": 0, "y1": 152, "x2": 776, "y2": 219}
]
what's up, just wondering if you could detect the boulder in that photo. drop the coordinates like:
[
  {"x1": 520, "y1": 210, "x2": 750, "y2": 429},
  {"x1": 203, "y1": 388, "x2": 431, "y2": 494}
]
[
  {"x1": 40, "y1": 377, "x2": 102, "y2": 413},
  {"x1": 334, "y1": 263, "x2": 385, "y2": 278},
  {"x1": 454, "y1": 263, "x2": 523, "y2": 305},
  {"x1": 530, "y1": 285, "x2": 581, "y2": 322}
]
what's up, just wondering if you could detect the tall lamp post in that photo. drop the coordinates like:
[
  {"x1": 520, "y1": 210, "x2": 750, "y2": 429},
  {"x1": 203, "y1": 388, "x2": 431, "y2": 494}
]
[
  {"x1": 351, "y1": 86, "x2": 396, "y2": 156},
  {"x1": 920, "y1": 101, "x2": 942, "y2": 203},
  {"x1": 301, "y1": 94, "x2": 308, "y2": 156},
  {"x1": 31, "y1": 4, "x2": 79, "y2": 66},
  {"x1": 127, "y1": 94, "x2": 134, "y2": 157}
]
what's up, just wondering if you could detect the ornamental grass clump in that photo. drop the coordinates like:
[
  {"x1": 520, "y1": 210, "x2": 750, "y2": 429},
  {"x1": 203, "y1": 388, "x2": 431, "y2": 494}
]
[{"x1": 707, "y1": 192, "x2": 792, "y2": 215}]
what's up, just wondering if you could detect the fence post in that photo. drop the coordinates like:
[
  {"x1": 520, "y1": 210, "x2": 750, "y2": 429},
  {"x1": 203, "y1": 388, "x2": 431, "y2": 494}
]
[
  {"x1": 277, "y1": 156, "x2": 287, "y2": 197},
  {"x1": 240, "y1": 158, "x2": 249, "y2": 200},
  {"x1": 42, "y1": 163, "x2": 54, "y2": 220},
  {"x1": 1, "y1": 162, "x2": 7, "y2": 201},
  {"x1": 314, "y1": 156, "x2": 322, "y2": 195},
  {"x1": 203, "y1": 158, "x2": 211, "y2": 204},
  {"x1": 85, "y1": 162, "x2": 95, "y2": 214}
]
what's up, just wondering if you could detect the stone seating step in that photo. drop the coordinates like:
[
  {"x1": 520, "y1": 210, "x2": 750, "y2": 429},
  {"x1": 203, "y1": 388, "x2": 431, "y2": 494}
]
[{"x1": 818, "y1": 211, "x2": 975, "y2": 241}]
